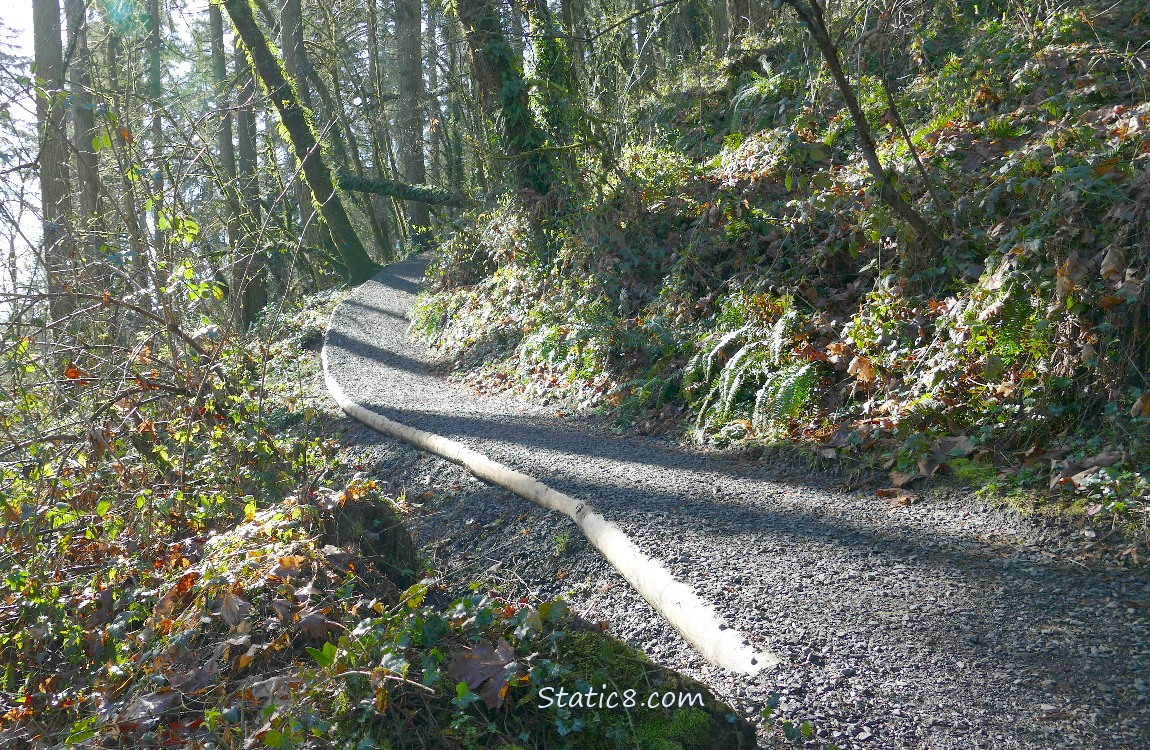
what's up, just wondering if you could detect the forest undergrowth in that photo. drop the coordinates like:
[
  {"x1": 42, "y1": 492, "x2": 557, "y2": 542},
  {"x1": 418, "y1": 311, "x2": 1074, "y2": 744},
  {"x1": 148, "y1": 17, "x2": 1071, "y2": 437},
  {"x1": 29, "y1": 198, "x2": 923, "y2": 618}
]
[
  {"x1": 414, "y1": 0, "x2": 1150, "y2": 549},
  {"x1": 0, "y1": 298, "x2": 750, "y2": 749}
]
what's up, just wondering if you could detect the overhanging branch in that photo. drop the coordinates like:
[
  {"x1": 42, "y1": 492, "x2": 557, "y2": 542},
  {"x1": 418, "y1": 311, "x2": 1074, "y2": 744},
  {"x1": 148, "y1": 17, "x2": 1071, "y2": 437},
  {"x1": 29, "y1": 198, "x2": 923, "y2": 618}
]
[{"x1": 336, "y1": 170, "x2": 472, "y2": 208}]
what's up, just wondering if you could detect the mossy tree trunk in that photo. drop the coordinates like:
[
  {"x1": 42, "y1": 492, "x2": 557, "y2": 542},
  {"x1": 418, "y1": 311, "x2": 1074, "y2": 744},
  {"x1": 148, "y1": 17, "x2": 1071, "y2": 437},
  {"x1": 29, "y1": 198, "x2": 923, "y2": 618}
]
[
  {"x1": 456, "y1": 0, "x2": 553, "y2": 198},
  {"x1": 221, "y1": 0, "x2": 379, "y2": 285}
]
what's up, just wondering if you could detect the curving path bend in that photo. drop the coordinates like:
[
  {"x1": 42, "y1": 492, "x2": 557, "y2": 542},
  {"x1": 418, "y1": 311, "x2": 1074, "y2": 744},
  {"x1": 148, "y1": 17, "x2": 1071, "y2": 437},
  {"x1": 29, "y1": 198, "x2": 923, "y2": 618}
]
[{"x1": 324, "y1": 256, "x2": 1150, "y2": 750}]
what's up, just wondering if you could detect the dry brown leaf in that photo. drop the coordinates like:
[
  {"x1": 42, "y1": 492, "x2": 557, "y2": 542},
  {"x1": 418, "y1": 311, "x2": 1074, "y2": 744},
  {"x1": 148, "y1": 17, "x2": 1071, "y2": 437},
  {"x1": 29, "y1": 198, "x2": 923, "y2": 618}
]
[
  {"x1": 270, "y1": 598, "x2": 300, "y2": 624},
  {"x1": 220, "y1": 590, "x2": 250, "y2": 628},
  {"x1": 889, "y1": 471, "x2": 926, "y2": 488},
  {"x1": 1054, "y1": 254, "x2": 1078, "y2": 308},
  {"x1": 1100, "y1": 245, "x2": 1126, "y2": 284},
  {"x1": 269, "y1": 555, "x2": 307, "y2": 581},
  {"x1": 121, "y1": 688, "x2": 181, "y2": 722},
  {"x1": 166, "y1": 663, "x2": 218, "y2": 695},
  {"x1": 917, "y1": 456, "x2": 949, "y2": 477},
  {"x1": 847, "y1": 355, "x2": 876, "y2": 384},
  {"x1": 877, "y1": 488, "x2": 918, "y2": 506},
  {"x1": 154, "y1": 572, "x2": 200, "y2": 619},
  {"x1": 447, "y1": 638, "x2": 520, "y2": 709},
  {"x1": 298, "y1": 612, "x2": 344, "y2": 640},
  {"x1": 933, "y1": 436, "x2": 976, "y2": 457},
  {"x1": 1015, "y1": 446, "x2": 1068, "y2": 466},
  {"x1": 322, "y1": 545, "x2": 355, "y2": 571},
  {"x1": 1131, "y1": 392, "x2": 1150, "y2": 418}
]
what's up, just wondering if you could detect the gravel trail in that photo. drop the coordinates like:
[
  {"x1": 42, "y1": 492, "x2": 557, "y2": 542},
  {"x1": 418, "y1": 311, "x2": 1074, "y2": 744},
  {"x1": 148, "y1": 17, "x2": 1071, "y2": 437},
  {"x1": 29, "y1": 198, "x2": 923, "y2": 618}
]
[{"x1": 324, "y1": 257, "x2": 1150, "y2": 749}]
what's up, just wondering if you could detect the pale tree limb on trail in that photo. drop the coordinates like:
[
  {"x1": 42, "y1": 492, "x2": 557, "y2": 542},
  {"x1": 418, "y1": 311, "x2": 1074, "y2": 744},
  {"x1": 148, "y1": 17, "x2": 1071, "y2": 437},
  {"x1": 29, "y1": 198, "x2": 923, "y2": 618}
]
[{"x1": 221, "y1": 0, "x2": 379, "y2": 285}]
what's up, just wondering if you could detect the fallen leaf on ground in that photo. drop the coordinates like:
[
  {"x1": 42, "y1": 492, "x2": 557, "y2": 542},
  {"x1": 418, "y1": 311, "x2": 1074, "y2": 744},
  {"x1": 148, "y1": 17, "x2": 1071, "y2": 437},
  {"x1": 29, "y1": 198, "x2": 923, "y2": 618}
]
[
  {"x1": 298, "y1": 612, "x2": 345, "y2": 640},
  {"x1": 1132, "y1": 392, "x2": 1150, "y2": 418},
  {"x1": 269, "y1": 555, "x2": 307, "y2": 580},
  {"x1": 889, "y1": 471, "x2": 926, "y2": 488},
  {"x1": 167, "y1": 663, "x2": 218, "y2": 695},
  {"x1": 1015, "y1": 446, "x2": 1069, "y2": 465},
  {"x1": 220, "y1": 590, "x2": 250, "y2": 627},
  {"x1": 322, "y1": 545, "x2": 355, "y2": 571},
  {"x1": 154, "y1": 572, "x2": 200, "y2": 619},
  {"x1": 933, "y1": 435, "x2": 976, "y2": 457},
  {"x1": 847, "y1": 355, "x2": 876, "y2": 384},
  {"x1": 447, "y1": 638, "x2": 520, "y2": 709},
  {"x1": 878, "y1": 488, "x2": 918, "y2": 506},
  {"x1": 120, "y1": 689, "x2": 180, "y2": 722}
]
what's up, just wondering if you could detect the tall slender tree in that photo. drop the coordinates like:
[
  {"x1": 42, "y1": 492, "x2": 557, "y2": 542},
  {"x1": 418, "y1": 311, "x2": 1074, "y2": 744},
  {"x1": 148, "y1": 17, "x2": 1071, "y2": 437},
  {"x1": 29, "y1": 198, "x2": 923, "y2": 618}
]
[
  {"x1": 148, "y1": 0, "x2": 164, "y2": 253},
  {"x1": 781, "y1": 0, "x2": 941, "y2": 255},
  {"x1": 281, "y1": 0, "x2": 320, "y2": 249},
  {"x1": 209, "y1": 1, "x2": 240, "y2": 255},
  {"x1": 65, "y1": 0, "x2": 98, "y2": 248},
  {"x1": 397, "y1": 0, "x2": 430, "y2": 241},
  {"x1": 222, "y1": 0, "x2": 379, "y2": 284},
  {"x1": 425, "y1": 0, "x2": 442, "y2": 187},
  {"x1": 234, "y1": 36, "x2": 268, "y2": 324},
  {"x1": 33, "y1": 0, "x2": 73, "y2": 317}
]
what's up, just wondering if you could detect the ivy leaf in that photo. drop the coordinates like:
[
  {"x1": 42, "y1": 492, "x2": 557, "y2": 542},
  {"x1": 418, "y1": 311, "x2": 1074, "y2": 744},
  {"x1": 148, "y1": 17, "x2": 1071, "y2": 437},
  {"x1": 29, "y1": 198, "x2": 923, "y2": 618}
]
[
  {"x1": 452, "y1": 681, "x2": 481, "y2": 709},
  {"x1": 306, "y1": 641, "x2": 337, "y2": 668}
]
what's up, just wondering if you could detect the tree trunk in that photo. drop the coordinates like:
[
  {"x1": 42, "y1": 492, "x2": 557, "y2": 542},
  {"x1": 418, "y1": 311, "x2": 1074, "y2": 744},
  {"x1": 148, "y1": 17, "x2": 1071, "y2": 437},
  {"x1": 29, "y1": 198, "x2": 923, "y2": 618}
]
[
  {"x1": 32, "y1": 0, "x2": 73, "y2": 319},
  {"x1": 281, "y1": 0, "x2": 320, "y2": 250},
  {"x1": 65, "y1": 0, "x2": 98, "y2": 249},
  {"x1": 426, "y1": 2, "x2": 442, "y2": 187},
  {"x1": 397, "y1": 0, "x2": 431, "y2": 242},
  {"x1": 209, "y1": 4, "x2": 241, "y2": 257},
  {"x1": 149, "y1": 0, "x2": 164, "y2": 254},
  {"x1": 222, "y1": 0, "x2": 379, "y2": 284},
  {"x1": 783, "y1": 0, "x2": 940, "y2": 252},
  {"x1": 234, "y1": 36, "x2": 267, "y2": 325},
  {"x1": 635, "y1": 0, "x2": 650, "y2": 77},
  {"x1": 363, "y1": 0, "x2": 400, "y2": 257},
  {"x1": 323, "y1": 35, "x2": 397, "y2": 257},
  {"x1": 724, "y1": 0, "x2": 750, "y2": 51},
  {"x1": 456, "y1": 0, "x2": 553, "y2": 197},
  {"x1": 561, "y1": 0, "x2": 583, "y2": 73},
  {"x1": 445, "y1": 16, "x2": 469, "y2": 193}
]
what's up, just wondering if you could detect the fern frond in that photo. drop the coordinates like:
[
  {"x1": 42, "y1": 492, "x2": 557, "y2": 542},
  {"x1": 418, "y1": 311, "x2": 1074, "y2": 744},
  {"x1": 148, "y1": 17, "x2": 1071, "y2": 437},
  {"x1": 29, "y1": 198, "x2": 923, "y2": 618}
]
[
  {"x1": 751, "y1": 362, "x2": 816, "y2": 432},
  {"x1": 768, "y1": 310, "x2": 797, "y2": 366},
  {"x1": 684, "y1": 323, "x2": 753, "y2": 388}
]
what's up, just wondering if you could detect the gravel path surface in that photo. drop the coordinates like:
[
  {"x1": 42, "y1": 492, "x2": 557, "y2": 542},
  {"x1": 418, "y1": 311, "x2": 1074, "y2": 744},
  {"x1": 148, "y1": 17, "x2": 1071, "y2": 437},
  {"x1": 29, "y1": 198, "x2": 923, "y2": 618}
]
[{"x1": 324, "y1": 257, "x2": 1150, "y2": 749}]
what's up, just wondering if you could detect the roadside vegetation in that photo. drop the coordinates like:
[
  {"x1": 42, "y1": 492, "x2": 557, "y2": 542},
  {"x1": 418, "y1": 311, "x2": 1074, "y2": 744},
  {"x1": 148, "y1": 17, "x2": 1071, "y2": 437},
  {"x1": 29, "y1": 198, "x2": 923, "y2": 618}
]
[
  {"x1": 0, "y1": 297, "x2": 751, "y2": 748},
  {"x1": 413, "y1": 0, "x2": 1150, "y2": 547}
]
